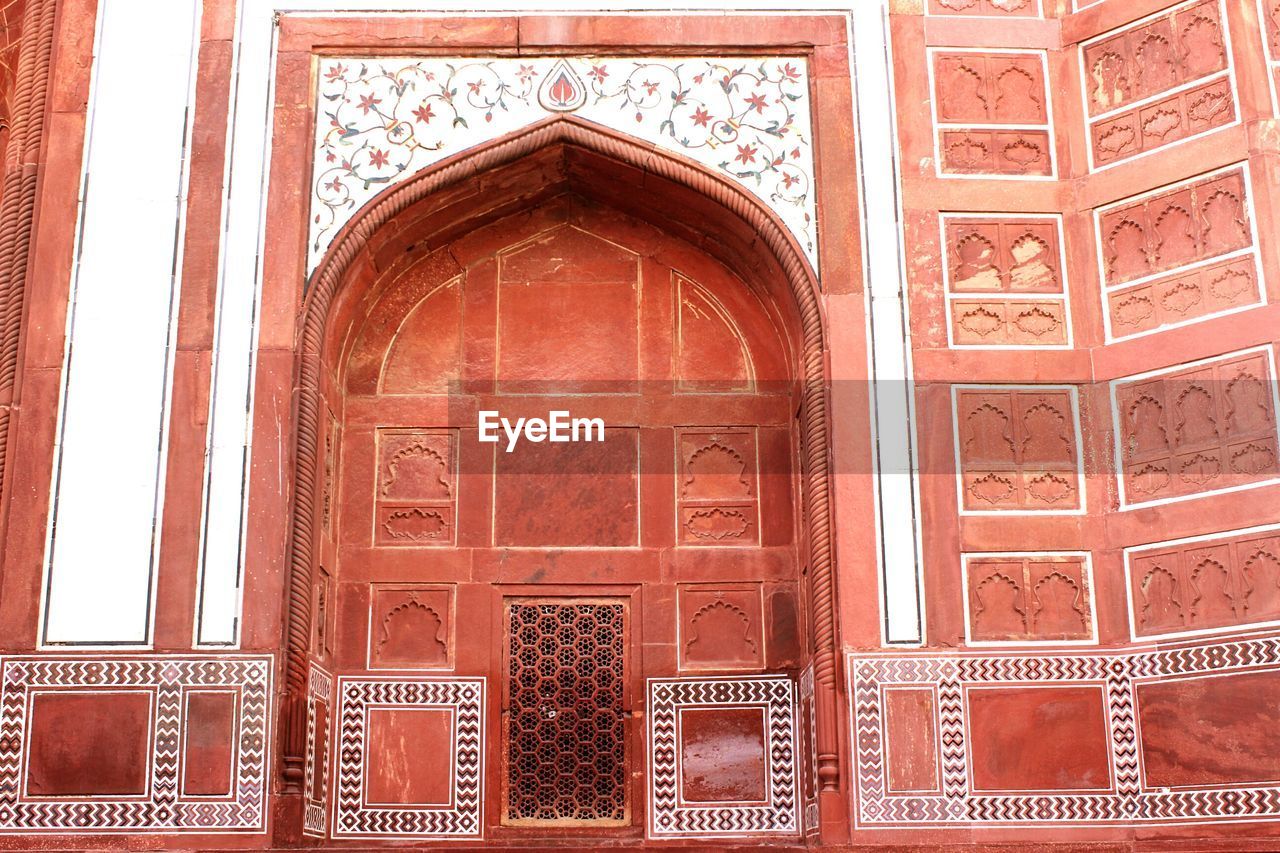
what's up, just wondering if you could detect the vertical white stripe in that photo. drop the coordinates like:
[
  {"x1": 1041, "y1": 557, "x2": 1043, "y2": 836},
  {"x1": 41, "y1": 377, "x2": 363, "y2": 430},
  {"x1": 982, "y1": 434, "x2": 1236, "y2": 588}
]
[
  {"x1": 851, "y1": 0, "x2": 925, "y2": 645},
  {"x1": 194, "y1": 1, "x2": 278, "y2": 647},
  {"x1": 42, "y1": 0, "x2": 202, "y2": 645}
]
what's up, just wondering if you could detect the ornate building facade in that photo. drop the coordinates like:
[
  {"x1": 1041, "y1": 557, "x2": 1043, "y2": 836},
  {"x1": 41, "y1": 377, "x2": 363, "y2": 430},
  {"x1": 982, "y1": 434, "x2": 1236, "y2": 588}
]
[{"x1": 0, "y1": 0, "x2": 1277, "y2": 848}]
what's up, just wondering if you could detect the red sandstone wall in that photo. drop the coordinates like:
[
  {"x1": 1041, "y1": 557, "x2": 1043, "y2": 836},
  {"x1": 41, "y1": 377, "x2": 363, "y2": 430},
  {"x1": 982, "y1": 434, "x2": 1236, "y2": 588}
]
[
  {"x1": 846, "y1": 0, "x2": 1280, "y2": 843},
  {"x1": 0, "y1": 0, "x2": 1276, "y2": 848}
]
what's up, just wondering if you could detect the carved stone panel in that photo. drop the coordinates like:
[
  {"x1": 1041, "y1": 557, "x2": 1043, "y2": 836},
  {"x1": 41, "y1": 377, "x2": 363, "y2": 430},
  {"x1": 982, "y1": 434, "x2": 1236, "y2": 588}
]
[
  {"x1": 1081, "y1": 0, "x2": 1235, "y2": 167},
  {"x1": 368, "y1": 584, "x2": 455, "y2": 670},
  {"x1": 676, "y1": 429, "x2": 760, "y2": 546},
  {"x1": 1113, "y1": 348, "x2": 1279, "y2": 505},
  {"x1": 1127, "y1": 525, "x2": 1280, "y2": 639},
  {"x1": 1265, "y1": 0, "x2": 1280, "y2": 115},
  {"x1": 933, "y1": 52, "x2": 1048, "y2": 125},
  {"x1": 964, "y1": 554, "x2": 1095, "y2": 643},
  {"x1": 1106, "y1": 255, "x2": 1260, "y2": 339},
  {"x1": 954, "y1": 387, "x2": 1083, "y2": 512},
  {"x1": 938, "y1": 130, "x2": 1054, "y2": 177},
  {"x1": 312, "y1": 566, "x2": 332, "y2": 660},
  {"x1": 1097, "y1": 166, "x2": 1253, "y2": 288},
  {"x1": 1096, "y1": 165, "x2": 1260, "y2": 340},
  {"x1": 929, "y1": 48, "x2": 1052, "y2": 177},
  {"x1": 945, "y1": 217, "x2": 1062, "y2": 293},
  {"x1": 942, "y1": 215, "x2": 1068, "y2": 348},
  {"x1": 678, "y1": 584, "x2": 766, "y2": 671},
  {"x1": 926, "y1": 0, "x2": 1040, "y2": 18},
  {"x1": 374, "y1": 428, "x2": 457, "y2": 547},
  {"x1": 1089, "y1": 78, "x2": 1235, "y2": 167}
]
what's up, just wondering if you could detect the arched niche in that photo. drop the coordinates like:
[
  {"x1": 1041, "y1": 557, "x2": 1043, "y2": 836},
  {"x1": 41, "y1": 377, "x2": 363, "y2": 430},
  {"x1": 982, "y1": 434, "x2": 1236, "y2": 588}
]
[{"x1": 282, "y1": 116, "x2": 838, "y2": 798}]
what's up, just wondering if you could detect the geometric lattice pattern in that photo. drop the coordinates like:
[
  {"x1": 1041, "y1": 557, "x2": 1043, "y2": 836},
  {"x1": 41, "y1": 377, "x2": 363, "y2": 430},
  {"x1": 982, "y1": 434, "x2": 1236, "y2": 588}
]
[
  {"x1": 0, "y1": 656, "x2": 271, "y2": 833},
  {"x1": 849, "y1": 636, "x2": 1280, "y2": 826},
  {"x1": 505, "y1": 601, "x2": 627, "y2": 824},
  {"x1": 303, "y1": 663, "x2": 333, "y2": 838},
  {"x1": 648, "y1": 675, "x2": 797, "y2": 838},
  {"x1": 333, "y1": 677, "x2": 484, "y2": 838}
]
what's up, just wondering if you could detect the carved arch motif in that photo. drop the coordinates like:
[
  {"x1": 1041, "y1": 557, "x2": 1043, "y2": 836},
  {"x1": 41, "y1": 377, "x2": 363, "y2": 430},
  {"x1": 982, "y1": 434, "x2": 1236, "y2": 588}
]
[{"x1": 686, "y1": 599, "x2": 758, "y2": 659}]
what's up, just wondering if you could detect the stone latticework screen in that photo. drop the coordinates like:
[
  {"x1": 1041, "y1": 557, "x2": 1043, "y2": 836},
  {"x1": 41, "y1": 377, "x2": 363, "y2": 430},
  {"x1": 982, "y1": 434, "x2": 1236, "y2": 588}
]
[{"x1": 503, "y1": 601, "x2": 628, "y2": 825}]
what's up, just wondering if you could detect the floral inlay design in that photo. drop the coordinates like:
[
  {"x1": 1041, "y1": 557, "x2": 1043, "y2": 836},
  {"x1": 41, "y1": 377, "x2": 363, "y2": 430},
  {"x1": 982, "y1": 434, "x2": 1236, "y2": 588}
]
[{"x1": 310, "y1": 56, "x2": 817, "y2": 274}]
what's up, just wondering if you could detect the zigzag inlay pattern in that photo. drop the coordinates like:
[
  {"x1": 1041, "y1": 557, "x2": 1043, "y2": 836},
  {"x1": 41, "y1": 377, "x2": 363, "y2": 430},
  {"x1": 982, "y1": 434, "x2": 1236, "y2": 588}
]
[
  {"x1": 648, "y1": 675, "x2": 798, "y2": 838},
  {"x1": 849, "y1": 636, "x2": 1280, "y2": 827},
  {"x1": 332, "y1": 677, "x2": 484, "y2": 839},
  {"x1": 0, "y1": 656, "x2": 271, "y2": 833},
  {"x1": 303, "y1": 663, "x2": 334, "y2": 838}
]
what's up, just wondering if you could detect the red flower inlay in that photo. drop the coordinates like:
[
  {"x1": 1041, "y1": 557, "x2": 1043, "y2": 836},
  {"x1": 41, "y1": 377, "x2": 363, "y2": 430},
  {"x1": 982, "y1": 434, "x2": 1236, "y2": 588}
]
[
  {"x1": 781, "y1": 63, "x2": 801, "y2": 81},
  {"x1": 369, "y1": 149, "x2": 390, "y2": 169},
  {"x1": 642, "y1": 79, "x2": 660, "y2": 96},
  {"x1": 691, "y1": 107, "x2": 712, "y2": 128},
  {"x1": 325, "y1": 64, "x2": 346, "y2": 82},
  {"x1": 412, "y1": 102, "x2": 435, "y2": 124},
  {"x1": 589, "y1": 65, "x2": 609, "y2": 82},
  {"x1": 735, "y1": 144, "x2": 758, "y2": 165},
  {"x1": 745, "y1": 92, "x2": 768, "y2": 113},
  {"x1": 357, "y1": 93, "x2": 382, "y2": 114}
]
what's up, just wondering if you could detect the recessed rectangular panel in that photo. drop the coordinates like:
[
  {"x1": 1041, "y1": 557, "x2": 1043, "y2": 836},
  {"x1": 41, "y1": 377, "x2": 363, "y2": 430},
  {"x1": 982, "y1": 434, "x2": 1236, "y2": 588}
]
[
  {"x1": 25, "y1": 691, "x2": 153, "y2": 797},
  {"x1": 365, "y1": 708, "x2": 456, "y2": 806},
  {"x1": 1112, "y1": 347, "x2": 1279, "y2": 506},
  {"x1": 492, "y1": 428, "x2": 639, "y2": 547},
  {"x1": 1126, "y1": 524, "x2": 1280, "y2": 640},
  {"x1": 181, "y1": 690, "x2": 238, "y2": 797},
  {"x1": 1137, "y1": 670, "x2": 1280, "y2": 788},
  {"x1": 883, "y1": 687, "x2": 939, "y2": 794},
  {"x1": 965, "y1": 685, "x2": 1111, "y2": 793},
  {"x1": 678, "y1": 707, "x2": 767, "y2": 804},
  {"x1": 497, "y1": 226, "x2": 640, "y2": 392}
]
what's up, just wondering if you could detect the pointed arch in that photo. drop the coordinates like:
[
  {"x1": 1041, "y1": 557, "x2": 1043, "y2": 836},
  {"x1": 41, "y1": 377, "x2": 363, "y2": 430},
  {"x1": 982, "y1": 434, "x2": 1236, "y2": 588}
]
[{"x1": 281, "y1": 114, "x2": 836, "y2": 788}]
